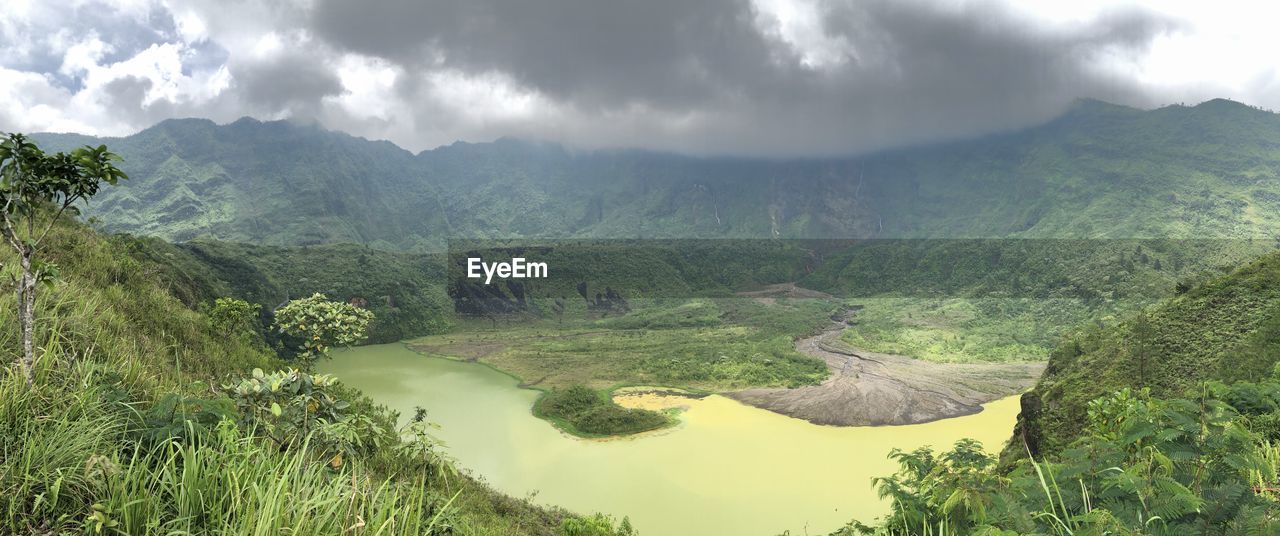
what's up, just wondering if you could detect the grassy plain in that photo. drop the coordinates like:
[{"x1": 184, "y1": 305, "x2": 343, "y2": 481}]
[{"x1": 407, "y1": 297, "x2": 836, "y2": 392}]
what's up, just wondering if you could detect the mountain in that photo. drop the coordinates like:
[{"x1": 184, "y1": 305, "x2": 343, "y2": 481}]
[{"x1": 34, "y1": 98, "x2": 1280, "y2": 250}]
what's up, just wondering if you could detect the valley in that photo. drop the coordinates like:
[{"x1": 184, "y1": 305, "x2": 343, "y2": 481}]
[
  {"x1": 8, "y1": 97, "x2": 1280, "y2": 535},
  {"x1": 9, "y1": 2, "x2": 1280, "y2": 533}
]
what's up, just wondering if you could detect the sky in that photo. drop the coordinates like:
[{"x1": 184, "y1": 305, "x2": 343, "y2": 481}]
[{"x1": 1, "y1": 0, "x2": 1277, "y2": 157}]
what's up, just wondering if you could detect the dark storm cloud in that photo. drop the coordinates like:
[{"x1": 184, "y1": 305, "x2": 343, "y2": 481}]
[
  {"x1": 306, "y1": 0, "x2": 1182, "y2": 155},
  {"x1": 310, "y1": 0, "x2": 789, "y2": 111},
  {"x1": 231, "y1": 52, "x2": 345, "y2": 117}
]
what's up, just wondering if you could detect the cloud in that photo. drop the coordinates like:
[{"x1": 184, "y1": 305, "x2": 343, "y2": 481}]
[
  {"x1": 0, "y1": 0, "x2": 1275, "y2": 156},
  {"x1": 306, "y1": 0, "x2": 1183, "y2": 154},
  {"x1": 231, "y1": 47, "x2": 344, "y2": 117}
]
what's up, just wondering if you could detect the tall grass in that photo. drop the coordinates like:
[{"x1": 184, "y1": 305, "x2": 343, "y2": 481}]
[
  {"x1": 100, "y1": 427, "x2": 454, "y2": 535},
  {"x1": 0, "y1": 338, "x2": 457, "y2": 535},
  {"x1": 0, "y1": 221, "x2": 458, "y2": 534}
]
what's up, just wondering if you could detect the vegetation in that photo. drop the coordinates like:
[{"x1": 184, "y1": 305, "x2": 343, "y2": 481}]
[
  {"x1": 123, "y1": 237, "x2": 452, "y2": 344},
  {"x1": 841, "y1": 383, "x2": 1280, "y2": 535},
  {"x1": 41, "y1": 101, "x2": 1280, "y2": 367},
  {"x1": 14, "y1": 100, "x2": 1280, "y2": 532},
  {"x1": 273, "y1": 292, "x2": 374, "y2": 369},
  {"x1": 410, "y1": 297, "x2": 834, "y2": 393},
  {"x1": 206, "y1": 296, "x2": 257, "y2": 336},
  {"x1": 0, "y1": 132, "x2": 126, "y2": 383},
  {"x1": 1013, "y1": 249, "x2": 1280, "y2": 458},
  {"x1": 803, "y1": 239, "x2": 1272, "y2": 363},
  {"x1": 534, "y1": 385, "x2": 671, "y2": 438},
  {"x1": 840, "y1": 239, "x2": 1280, "y2": 535}
]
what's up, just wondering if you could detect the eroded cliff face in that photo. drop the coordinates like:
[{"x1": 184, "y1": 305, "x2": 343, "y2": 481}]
[{"x1": 1001, "y1": 390, "x2": 1045, "y2": 466}]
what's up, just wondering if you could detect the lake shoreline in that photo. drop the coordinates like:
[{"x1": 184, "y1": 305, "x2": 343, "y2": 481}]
[{"x1": 321, "y1": 343, "x2": 1026, "y2": 535}]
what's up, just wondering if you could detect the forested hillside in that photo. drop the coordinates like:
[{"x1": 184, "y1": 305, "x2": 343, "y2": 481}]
[
  {"x1": 1010, "y1": 248, "x2": 1280, "y2": 459},
  {"x1": 124, "y1": 237, "x2": 452, "y2": 343},
  {"x1": 800, "y1": 238, "x2": 1274, "y2": 362},
  {"x1": 34, "y1": 99, "x2": 1280, "y2": 250}
]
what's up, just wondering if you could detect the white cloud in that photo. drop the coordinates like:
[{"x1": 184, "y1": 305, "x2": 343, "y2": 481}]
[
  {"x1": 1007, "y1": 0, "x2": 1280, "y2": 109},
  {"x1": 752, "y1": 0, "x2": 852, "y2": 69}
]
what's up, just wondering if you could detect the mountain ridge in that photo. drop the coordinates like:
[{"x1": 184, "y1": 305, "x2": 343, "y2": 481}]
[{"x1": 31, "y1": 97, "x2": 1280, "y2": 250}]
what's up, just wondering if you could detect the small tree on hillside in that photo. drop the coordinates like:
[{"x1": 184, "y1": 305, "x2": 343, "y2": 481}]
[
  {"x1": 208, "y1": 297, "x2": 259, "y2": 336},
  {"x1": 1130, "y1": 312, "x2": 1155, "y2": 386},
  {"x1": 273, "y1": 293, "x2": 373, "y2": 370},
  {"x1": 0, "y1": 133, "x2": 126, "y2": 384}
]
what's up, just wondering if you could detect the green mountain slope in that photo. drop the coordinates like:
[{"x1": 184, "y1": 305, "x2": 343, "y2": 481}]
[
  {"x1": 35, "y1": 98, "x2": 1280, "y2": 250},
  {"x1": 124, "y1": 237, "x2": 453, "y2": 343},
  {"x1": 38, "y1": 118, "x2": 450, "y2": 249},
  {"x1": 1010, "y1": 248, "x2": 1280, "y2": 459},
  {"x1": 0, "y1": 218, "x2": 615, "y2": 534}
]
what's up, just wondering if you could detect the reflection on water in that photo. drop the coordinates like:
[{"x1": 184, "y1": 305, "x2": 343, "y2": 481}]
[{"x1": 323, "y1": 343, "x2": 1022, "y2": 536}]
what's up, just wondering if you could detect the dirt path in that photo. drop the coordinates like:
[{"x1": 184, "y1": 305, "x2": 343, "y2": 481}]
[{"x1": 726, "y1": 316, "x2": 1044, "y2": 427}]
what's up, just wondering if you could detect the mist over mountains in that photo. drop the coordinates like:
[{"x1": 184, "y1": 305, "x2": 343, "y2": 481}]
[{"x1": 34, "y1": 98, "x2": 1280, "y2": 250}]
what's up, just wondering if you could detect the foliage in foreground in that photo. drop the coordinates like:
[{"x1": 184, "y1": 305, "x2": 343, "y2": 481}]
[
  {"x1": 842, "y1": 383, "x2": 1280, "y2": 535},
  {"x1": 1, "y1": 132, "x2": 127, "y2": 384},
  {"x1": 534, "y1": 385, "x2": 670, "y2": 437},
  {"x1": 0, "y1": 340, "x2": 456, "y2": 535}
]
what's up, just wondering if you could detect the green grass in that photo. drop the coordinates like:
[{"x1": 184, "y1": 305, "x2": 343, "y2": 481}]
[
  {"x1": 409, "y1": 297, "x2": 834, "y2": 393},
  {"x1": 838, "y1": 297, "x2": 1127, "y2": 363},
  {"x1": 0, "y1": 343, "x2": 457, "y2": 535},
  {"x1": 803, "y1": 238, "x2": 1276, "y2": 363}
]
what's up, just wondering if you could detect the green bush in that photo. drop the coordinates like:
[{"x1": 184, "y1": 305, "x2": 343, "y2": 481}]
[{"x1": 844, "y1": 386, "x2": 1280, "y2": 535}]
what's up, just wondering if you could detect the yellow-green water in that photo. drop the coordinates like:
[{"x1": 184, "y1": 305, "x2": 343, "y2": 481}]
[{"x1": 323, "y1": 343, "x2": 1022, "y2": 536}]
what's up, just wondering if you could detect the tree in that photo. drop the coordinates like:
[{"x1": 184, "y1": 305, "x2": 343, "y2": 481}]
[
  {"x1": 1130, "y1": 312, "x2": 1155, "y2": 386},
  {"x1": 208, "y1": 296, "x2": 258, "y2": 336},
  {"x1": 273, "y1": 293, "x2": 373, "y2": 370},
  {"x1": 0, "y1": 133, "x2": 126, "y2": 384}
]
